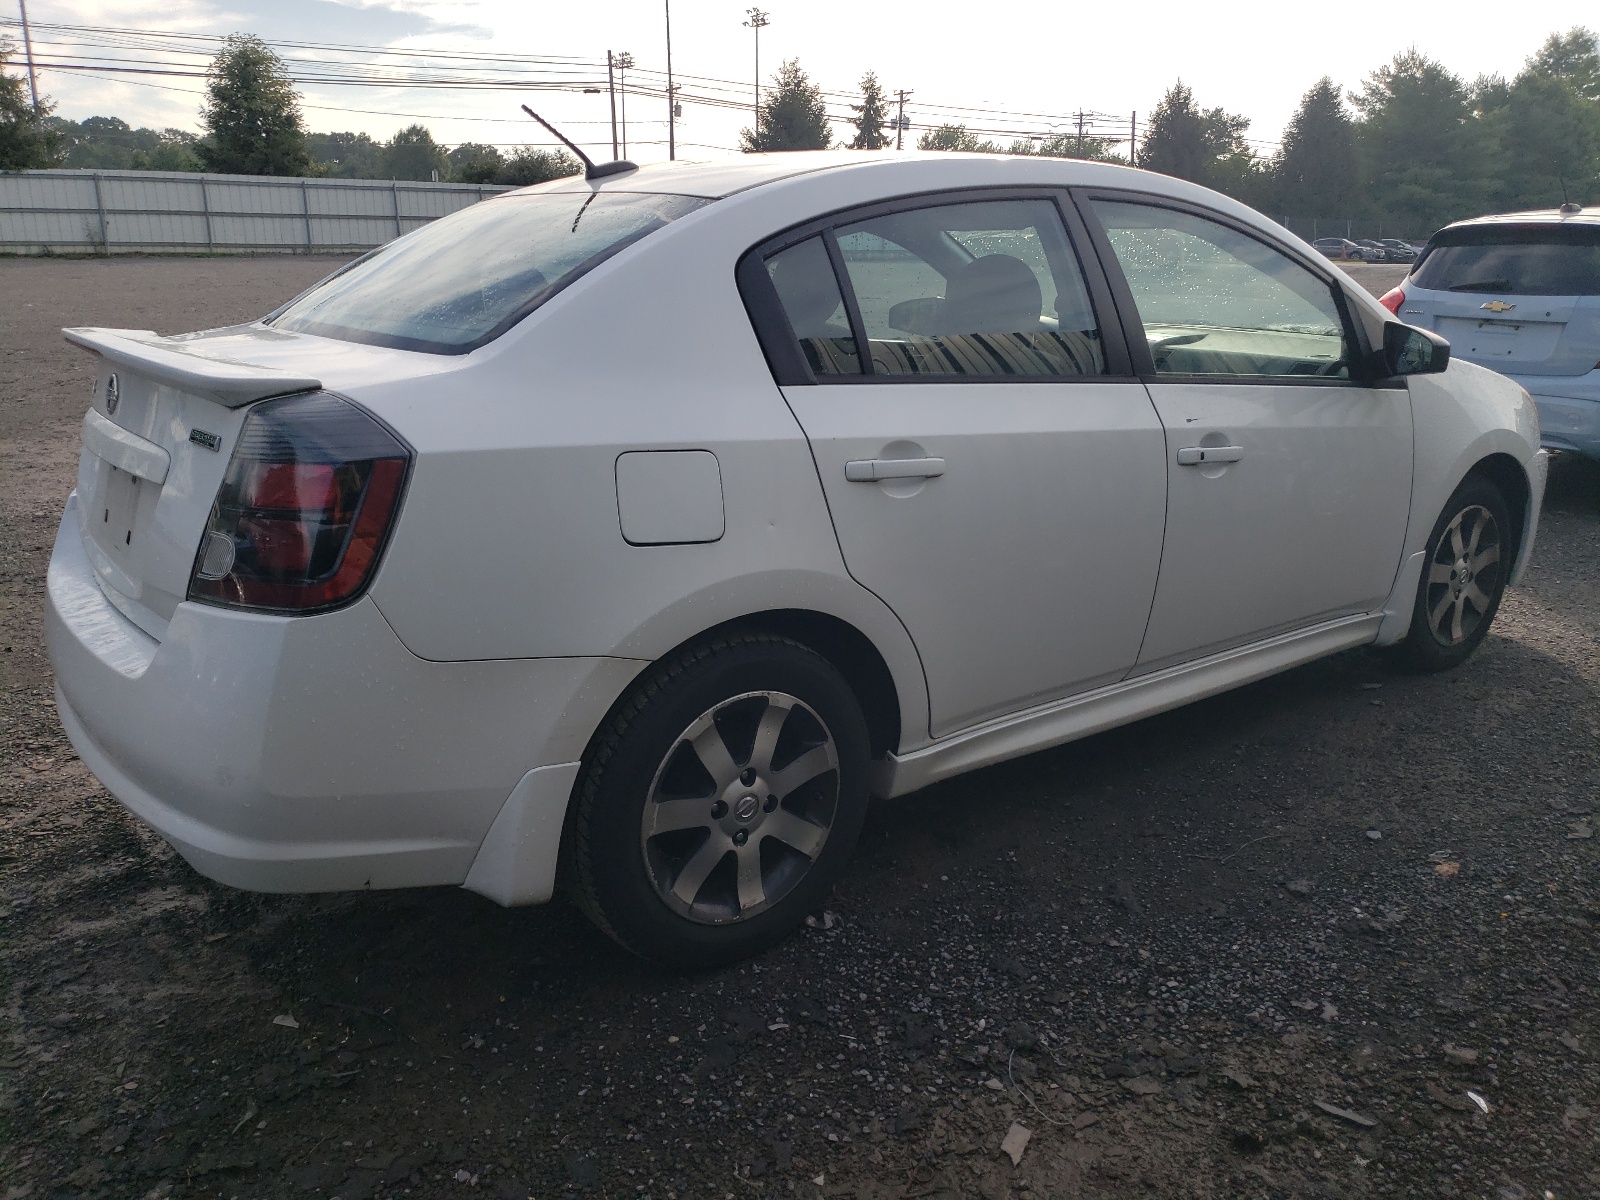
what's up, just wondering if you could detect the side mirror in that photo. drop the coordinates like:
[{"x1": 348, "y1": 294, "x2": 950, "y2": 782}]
[{"x1": 1382, "y1": 321, "x2": 1450, "y2": 376}]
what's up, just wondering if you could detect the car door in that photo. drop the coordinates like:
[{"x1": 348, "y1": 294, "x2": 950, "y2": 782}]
[
  {"x1": 1078, "y1": 194, "x2": 1413, "y2": 672},
  {"x1": 740, "y1": 193, "x2": 1168, "y2": 738}
]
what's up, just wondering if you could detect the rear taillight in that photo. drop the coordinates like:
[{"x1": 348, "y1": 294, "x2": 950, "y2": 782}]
[
  {"x1": 1378, "y1": 286, "x2": 1405, "y2": 315},
  {"x1": 188, "y1": 392, "x2": 411, "y2": 614}
]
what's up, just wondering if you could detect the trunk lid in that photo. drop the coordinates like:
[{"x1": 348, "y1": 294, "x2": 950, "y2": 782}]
[
  {"x1": 67, "y1": 328, "x2": 324, "y2": 640},
  {"x1": 65, "y1": 323, "x2": 461, "y2": 640},
  {"x1": 1400, "y1": 287, "x2": 1600, "y2": 377}
]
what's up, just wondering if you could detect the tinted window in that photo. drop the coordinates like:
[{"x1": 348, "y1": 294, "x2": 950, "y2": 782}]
[
  {"x1": 831, "y1": 199, "x2": 1105, "y2": 378},
  {"x1": 1093, "y1": 201, "x2": 1350, "y2": 379},
  {"x1": 765, "y1": 236, "x2": 860, "y2": 375},
  {"x1": 271, "y1": 191, "x2": 710, "y2": 354},
  {"x1": 1412, "y1": 225, "x2": 1600, "y2": 295}
]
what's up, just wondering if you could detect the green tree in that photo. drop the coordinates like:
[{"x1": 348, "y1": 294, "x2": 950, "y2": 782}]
[
  {"x1": 383, "y1": 124, "x2": 448, "y2": 181},
  {"x1": 1527, "y1": 27, "x2": 1600, "y2": 100},
  {"x1": 847, "y1": 71, "x2": 890, "y2": 150},
  {"x1": 129, "y1": 129, "x2": 203, "y2": 172},
  {"x1": 199, "y1": 34, "x2": 313, "y2": 176},
  {"x1": 740, "y1": 59, "x2": 831, "y2": 151},
  {"x1": 1273, "y1": 77, "x2": 1358, "y2": 216},
  {"x1": 1009, "y1": 131, "x2": 1123, "y2": 162},
  {"x1": 307, "y1": 131, "x2": 384, "y2": 178},
  {"x1": 1139, "y1": 82, "x2": 1209, "y2": 181},
  {"x1": 447, "y1": 142, "x2": 503, "y2": 183},
  {"x1": 916, "y1": 124, "x2": 1001, "y2": 152},
  {"x1": 0, "y1": 41, "x2": 62, "y2": 170},
  {"x1": 1351, "y1": 50, "x2": 1502, "y2": 233},
  {"x1": 495, "y1": 147, "x2": 580, "y2": 186},
  {"x1": 1139, "y1": 81, "x2": 1256, "y2": 195},
  {"x1": 1493, "y1": 69, "x2": 1600, "y2": 208}
]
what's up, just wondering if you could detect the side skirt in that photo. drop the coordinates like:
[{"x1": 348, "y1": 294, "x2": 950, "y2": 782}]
[{"x1": 874, "y1": 613, "x2": 1382, "y2": 798}]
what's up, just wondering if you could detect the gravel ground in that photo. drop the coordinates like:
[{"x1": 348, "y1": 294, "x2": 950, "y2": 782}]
[{"x1": 1, "y1": 255, "x2": 1596, "y2": 1200}]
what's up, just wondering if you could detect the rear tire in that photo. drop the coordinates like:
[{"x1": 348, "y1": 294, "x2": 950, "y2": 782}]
[
  {"x1": 566, "y1": 633, "x2": 871, "y2": 968},
  {"x1": 1391, "y1": 475, "x2": 1512, "y2": 672}
]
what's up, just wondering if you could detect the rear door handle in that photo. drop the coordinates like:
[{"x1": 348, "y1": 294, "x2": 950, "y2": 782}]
[
  {"x1": 844, "y1": 456, "x2": 946, "y2": 482},
  {"x1": 1176, "y1": 445, "x2": 1243, "y2": 466}
]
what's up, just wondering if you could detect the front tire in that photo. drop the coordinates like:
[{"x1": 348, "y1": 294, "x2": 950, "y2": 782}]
[
  {"x1": 1392, "y1": 475, "x2": 1512, "y2": 672},
  {"x1": 566, "y1": 633, "x2": 871, "y2": 968}
]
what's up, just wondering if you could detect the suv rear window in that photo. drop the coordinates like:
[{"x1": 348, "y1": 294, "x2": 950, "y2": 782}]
[
  {"x1": 1412, "y1": 224, "x2": 1600, "y2": 296},
  {"x1": 270, "y1": 191, "x2": 710, "y2": 354}
]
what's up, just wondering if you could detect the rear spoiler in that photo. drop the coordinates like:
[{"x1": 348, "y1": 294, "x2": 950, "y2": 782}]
[{"x1": 63, "y1": 327, "x2": 321, "y2": 409}]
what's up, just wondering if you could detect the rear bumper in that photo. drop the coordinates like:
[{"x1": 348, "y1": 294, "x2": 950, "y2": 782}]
[
  {"x1": 1508, "y1": 370, "x2": 1600, "y2": 459},
  {"x1": 46, "y1": 493, "x2": 643, "y2": 899}
]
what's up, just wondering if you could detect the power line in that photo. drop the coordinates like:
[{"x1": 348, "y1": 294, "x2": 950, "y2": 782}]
[{"x1": 4, "y1": 17, "x2": 1283, "y2": 152}]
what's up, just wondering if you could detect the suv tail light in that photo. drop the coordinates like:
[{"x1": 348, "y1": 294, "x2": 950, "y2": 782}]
[
  {"x1": 188, "y1": 392, "x2": 411, "y2": 614},
  {"x1": 1378, "y1": 286, "x2": 1405, "y2": 315}
]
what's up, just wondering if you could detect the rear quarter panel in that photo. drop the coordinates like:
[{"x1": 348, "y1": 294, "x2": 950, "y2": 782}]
[{"x1": 354, "y1": 181, "x2": 935, "y2": 744}]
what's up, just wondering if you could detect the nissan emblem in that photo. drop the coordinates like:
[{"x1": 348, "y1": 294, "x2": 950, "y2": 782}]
[{"x1": 105, "y1": 372, "x2": 120, "y2": 415}]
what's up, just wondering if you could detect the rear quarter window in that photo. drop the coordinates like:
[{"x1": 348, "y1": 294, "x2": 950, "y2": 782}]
[{"x1": 270, "y1": 191, "x2": 710, "y2": 354}]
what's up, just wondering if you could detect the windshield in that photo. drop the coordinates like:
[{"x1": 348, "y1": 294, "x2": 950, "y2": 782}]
[
  {"x1": 1412, "y1": 224, "x2": 1600, "y2": 296},
  {"x1": 270, "y1": 191, "x2": 711, "y2": 353}
]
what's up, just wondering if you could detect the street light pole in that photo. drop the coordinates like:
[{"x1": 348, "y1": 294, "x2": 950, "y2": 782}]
[
  {"x1": 664, "y1": 0, "x2": 676, "y2": 160},
  {"x1": 17, "y1": 0, "x2": 41, "y2": 110},
  {"x1": 743, "y1": 8, "x2": 769, "y2": 133}
]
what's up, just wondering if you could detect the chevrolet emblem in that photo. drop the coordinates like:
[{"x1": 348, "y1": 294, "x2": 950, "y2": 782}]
[{"x1": 1480, "y1": 300, "x2": 1516, "y2": 313}]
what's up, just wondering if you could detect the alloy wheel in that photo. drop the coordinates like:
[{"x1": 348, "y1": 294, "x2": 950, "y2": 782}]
[
  {"x1": 639, "y1": 690, "x2": 840, "y2": 925},
  {"x1": 1424, "y1": 503, "x2": 1502, "y2": 647}
]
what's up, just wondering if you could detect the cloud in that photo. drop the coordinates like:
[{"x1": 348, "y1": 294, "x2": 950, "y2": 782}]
[{"x1": 194, "y1": 0, "x2": 487, "y2": 43}]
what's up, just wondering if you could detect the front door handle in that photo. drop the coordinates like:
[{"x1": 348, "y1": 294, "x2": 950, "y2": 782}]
[
  {"x1": 844, "y1": 456, "x2": 946, "y2": 482},
  {"x1": 1176, "y1": 445, "x2": 1243, "y2": 466}
]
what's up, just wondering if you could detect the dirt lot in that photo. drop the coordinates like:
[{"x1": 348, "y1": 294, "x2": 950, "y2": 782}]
[{"x1": 1, "y1": 255, "x2": 1597, "y2": 1200}]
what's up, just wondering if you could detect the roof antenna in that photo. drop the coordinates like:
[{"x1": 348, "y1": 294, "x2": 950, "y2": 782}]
[
  {"x1": 521, "y1": 105, "x2": 638, "y2": 181},
  {"x1": 1558, "y1": 175, "x2": 1582, "y2": 216}
]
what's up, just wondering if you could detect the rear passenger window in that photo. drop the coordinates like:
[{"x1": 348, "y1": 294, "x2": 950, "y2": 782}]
[
  {"x1": 834, "y1": 199, "x2": 1105, "y2": 378},
  {"x1": 765, "y1": 237, "x2": 860, "y2": 376}
]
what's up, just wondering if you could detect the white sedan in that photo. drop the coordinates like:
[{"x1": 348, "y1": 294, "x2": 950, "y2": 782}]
[{"x1": 46, "y1": 151, "x2": 1546, "y2": 967}]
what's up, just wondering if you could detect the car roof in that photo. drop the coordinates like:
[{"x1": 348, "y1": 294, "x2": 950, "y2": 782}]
[
  {"x1": 519, "y1": 150, "x2": 1246, "y2": 209},
  {"x1": 527, "y1": 151, "x2": 903, "y2": 199},
  {"x1": 1437, "y1": 206, "x2": 1600, "y2": 232}
]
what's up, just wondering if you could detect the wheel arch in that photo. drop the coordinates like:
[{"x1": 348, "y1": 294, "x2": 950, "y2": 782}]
[
  {"x1": 589, "y1": 608, "x2": 905, "y2": 764},
  {"x1": 1464, "y1": 450, "x2": 1531, "y2": 568}
]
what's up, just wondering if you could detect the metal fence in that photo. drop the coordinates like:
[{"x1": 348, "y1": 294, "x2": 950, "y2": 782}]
[
  {"x1": 1277, "y1": 216, "x2": 1426, "y2": 245},
  {"x1": 0, "y1": 169, "x2": 513, "y2": 255}
]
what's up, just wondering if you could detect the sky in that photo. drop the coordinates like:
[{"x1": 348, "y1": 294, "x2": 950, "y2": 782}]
[{"x1": 7, "y1": 0, "x2": 1584, "y2": 162}]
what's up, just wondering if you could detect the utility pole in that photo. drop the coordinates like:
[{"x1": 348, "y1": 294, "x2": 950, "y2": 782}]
[
  {"x1": 895, "y1": 90, "x2": 911, "y2": 151},
  {"x1": 665, "y1": 0, "x2": 676, "y2": 160},
  {"x1": 1129, "y1": 111, "x2": 1137, "y2": 168},
  {"x1": 615, "y1": 52, "x2": 633, "y2": 158},
  {"x1": 606, "y1": 51, "x2": 619, "y2": 159},
  {"x1": 1075, "y1": 111, "x2": 1084, "y2": 158},
  {"x1": 17, "y1": 0, "x2": 41, "y2": 110},
  {"x1": 744, "y1": 8, "x2": 769, "y2": 132}
]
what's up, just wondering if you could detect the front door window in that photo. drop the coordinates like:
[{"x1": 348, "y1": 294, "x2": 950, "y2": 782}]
[{"x1": 1092, "y1": 200, "x2": 1351, "y2": 380}]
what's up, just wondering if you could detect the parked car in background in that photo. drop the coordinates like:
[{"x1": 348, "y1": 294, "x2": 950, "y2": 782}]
[
  {"x1": 1378, "y1": 238, "x2": 1419, "y2": 263},
  {"x1": 1357, "y1": 238, "x2": 1413, "y2": 264},
  {"x1": 47, "y1": 152, "x2": 1546, "y2": 967},
  {"x1": 1314, "y1": 237, "x2": 1380, "y2": 261},
  {"x1": 1381, "y1": 206, "x2": 1600, "y2": 461}
]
